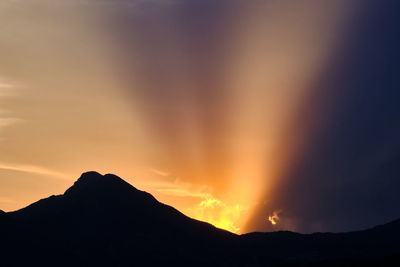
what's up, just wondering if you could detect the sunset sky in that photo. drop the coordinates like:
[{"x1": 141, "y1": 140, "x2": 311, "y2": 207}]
[{"x1": 1, "y1": 0, "x2": 400, "y2": 234}]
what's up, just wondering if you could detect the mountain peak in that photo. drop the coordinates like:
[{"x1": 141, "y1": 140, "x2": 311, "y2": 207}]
[{"x1": 64, "y1": 171, "x2": 139, "y2": 197}]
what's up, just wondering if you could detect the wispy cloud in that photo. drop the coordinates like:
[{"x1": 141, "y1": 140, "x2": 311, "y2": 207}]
[
  {"x1": 0, "y1": 162, "x2": 69, "y2": 180},
  {"x1": 0, "y1": 77, "x2": 22, "y2": 135},
  {"x1": 0, "y1": 79, "x2": 19, "y2": 97},
  {"x1": 0, "y1": 82, "x2": 15, "y2": 89},
  {"x1": 149, "y1": 168, "x2": 170, "y2": 177},
  {"x1": 146, "y1": 168, "x2": 211, "y2": 198},
  {"x1": 155, "y1": 187, "x2": 210, "y2": 198},
  {"x1": 0, "y1": 113, "x2": 22, "y2": 135},
  {"x1": 147, "y1": 177, "x2": 211, "y2": 199},
  {"x1": 0, "y1": 196, "x2": 15, "y2": 205},
  {"x1": 0, "y1": 117, "x2": 21, "y2": 128}
]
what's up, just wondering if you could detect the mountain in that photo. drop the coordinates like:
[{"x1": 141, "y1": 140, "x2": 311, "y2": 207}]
[
  {"x1": 1, "y1": 172, "x2": 236, "y2": 267},
  {"x1": 1, "y1": 171, "x2": 399, "y2": 266}
]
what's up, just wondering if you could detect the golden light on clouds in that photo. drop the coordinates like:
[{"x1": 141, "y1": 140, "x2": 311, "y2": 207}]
[
  {"x1": 268, "y1": 211, "x2": 280, "y2": 226},
  {"x1": 133, "y1": 171, "x2": 246, "y2": 232},
  {"x1": 186, "y1": 196, "x2": 246, "y2": 233}
]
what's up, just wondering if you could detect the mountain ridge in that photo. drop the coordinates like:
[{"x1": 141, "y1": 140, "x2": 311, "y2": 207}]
[{"x1": 1, "y1": 171, "x2": 399, "y2": 266}]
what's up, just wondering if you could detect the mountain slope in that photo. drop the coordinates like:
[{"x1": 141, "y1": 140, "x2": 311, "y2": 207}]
[
  {"x1": 2, "y1": 172, "x2": 237, "y2": 267},
  {"x1": 1, "y1": 171, "x2": 399, "y2": 266}
]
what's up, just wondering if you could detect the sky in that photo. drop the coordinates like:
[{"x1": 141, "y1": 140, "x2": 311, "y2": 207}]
[{"x1": 1, "y1": 0, "x2": 399, "y2": 234}]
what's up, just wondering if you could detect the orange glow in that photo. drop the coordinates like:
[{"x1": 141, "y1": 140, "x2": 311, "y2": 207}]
[
  {"x1": 0, "y1": 1, "x2": 355, "y2": 233},
  {"x1": 185, "y1": 196, "x2": 246, "y2": 233},
  {"x1": 137, "y1": 176, "x2": 247, "y2": 233}
]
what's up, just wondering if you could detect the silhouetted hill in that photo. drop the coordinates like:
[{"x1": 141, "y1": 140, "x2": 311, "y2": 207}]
[
  {"x1": 3, "y1": 172, "x2": 236, "y2": 266},
  {"x1": 241, "y1": 220, "x2": 400, "y2": 266},
  {"x1": 1, "y1": 172, "x2": 399, "y2": 266}
]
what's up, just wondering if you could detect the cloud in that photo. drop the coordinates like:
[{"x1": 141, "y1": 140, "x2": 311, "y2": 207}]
[
  {"x1": 0, "y1": 162, "x2": 69, "y2": 179},
  {"x1": 0, "y1": 82, "x2": 15, "y2": 89},
  {"x1": 186, "y1": 196, "x2": 247, "y2": 233},
  {"x1": 0, "y1": 118, "x2": 21, "y2": 128},
  {"x1": 0, "y1": 197, "x2": 15, "y2": 205},
  {"x1": 149, "y1": 168, "x2": 170, "y2": 177},
  {"x1": 0, "y1": 79, "x2": 19, "y2": 97},
  {"x1": 154, "y1": 187, "x2": 208, "y2": 198},
  {"x1": 268, "y1": 210, "x2": 281, "y2": 225},
  {"x1": 0, "y1": 77, "x2": 21, "y2": 131},
  {"x1": 148, "y1": 178, "x2": 210, "y2": 199}
]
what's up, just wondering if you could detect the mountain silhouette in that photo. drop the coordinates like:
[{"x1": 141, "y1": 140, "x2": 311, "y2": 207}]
[{"x1": 1, "y1": 171, "x2": 399, "y2": 266}]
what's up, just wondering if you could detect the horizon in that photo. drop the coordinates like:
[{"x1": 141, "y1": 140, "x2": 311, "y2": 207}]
[
  {"x1": 1, "y1": 0, "x2": 400, "y2": 235},
  {"x1": 4, "y1": 170, "x2": 399, "y2": 235}
]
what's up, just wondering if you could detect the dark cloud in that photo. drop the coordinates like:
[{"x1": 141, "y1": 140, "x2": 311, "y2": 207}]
[{"x1": 246, "y1": 0, "x2": 400, "y2": 233}]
